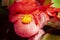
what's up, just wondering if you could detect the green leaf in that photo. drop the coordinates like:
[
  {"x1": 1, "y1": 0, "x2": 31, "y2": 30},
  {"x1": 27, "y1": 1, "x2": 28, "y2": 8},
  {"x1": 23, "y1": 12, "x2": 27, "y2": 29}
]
[
  {"x1": 51, "y1": 0, "x2": 60, "y2": 8},
  {"x1": 41, "y1": 33, "x2": 60, "y2": 40}
]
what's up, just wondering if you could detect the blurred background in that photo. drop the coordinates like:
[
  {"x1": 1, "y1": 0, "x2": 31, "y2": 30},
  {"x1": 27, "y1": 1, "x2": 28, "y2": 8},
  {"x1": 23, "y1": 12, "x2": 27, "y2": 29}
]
[{"x1": 0, "y1": 0, "x2": 60, "y2": 40}]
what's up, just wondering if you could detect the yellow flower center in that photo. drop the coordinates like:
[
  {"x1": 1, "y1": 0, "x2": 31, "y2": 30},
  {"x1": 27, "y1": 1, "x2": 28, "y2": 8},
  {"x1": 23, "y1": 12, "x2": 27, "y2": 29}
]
[{"x1": 22, "y1": 14, "x2": 32, "y2": 24}]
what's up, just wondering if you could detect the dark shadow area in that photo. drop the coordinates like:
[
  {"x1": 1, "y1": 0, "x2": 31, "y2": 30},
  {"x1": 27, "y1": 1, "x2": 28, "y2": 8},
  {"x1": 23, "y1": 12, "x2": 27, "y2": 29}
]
[
  {"x1": 0, "y1": 6, "x2": 28, "y2": 40},
  {"x1": 43, "y1": 25, "x2": 60, "y2": 35}
]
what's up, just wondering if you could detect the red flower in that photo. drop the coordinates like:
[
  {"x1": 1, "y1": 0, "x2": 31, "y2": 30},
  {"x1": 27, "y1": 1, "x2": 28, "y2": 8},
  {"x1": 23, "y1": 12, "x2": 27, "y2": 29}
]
[{"x1": 9, "y1": 0, "x2": 60, "y2": 40}]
